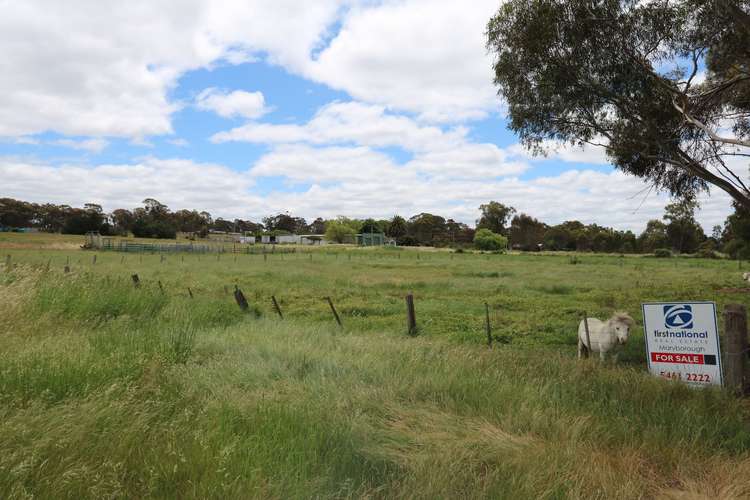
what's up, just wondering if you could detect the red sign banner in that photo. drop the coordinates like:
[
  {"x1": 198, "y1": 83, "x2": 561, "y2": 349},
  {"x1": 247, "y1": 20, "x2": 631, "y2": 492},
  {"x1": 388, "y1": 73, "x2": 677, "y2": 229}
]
[{"x1": 650, "y1": 352, "x2": 704, "y2": 364}]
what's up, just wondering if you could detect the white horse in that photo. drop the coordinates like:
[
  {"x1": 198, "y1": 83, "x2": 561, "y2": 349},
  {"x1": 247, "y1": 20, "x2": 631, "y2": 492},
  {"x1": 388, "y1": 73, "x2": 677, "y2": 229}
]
[{"x1": 577, "y1": 312, "x2": 635, "y2": 362}]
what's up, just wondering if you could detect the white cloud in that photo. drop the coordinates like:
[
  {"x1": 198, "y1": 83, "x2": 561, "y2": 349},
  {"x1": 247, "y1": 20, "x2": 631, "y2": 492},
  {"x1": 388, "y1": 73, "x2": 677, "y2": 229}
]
[
  {"x1": 252, "y1": 144, "x2": 416, "y2": 184},
  {"x1": 304, "y1": 0, "x2": 501, "y2": 122},
  {"x1": 167, "y1": 138, "x2": 189, "y2": 147},
  {"x1": 509, "y1": 140, "x2": 610, "y2": 165},
  {"x1": 0, "y1": 0, "x2": 349, "y2": 139},
  {"x1": 407, "y1": 144, "x2": 528, "y2": 178},
  {"x1": 211, "y1": 101, "x2": 466, "y2": 152},
  {"x1": 0, "y1": 0, "x2": 504, "y2": 141},
  {"x1": 0, "y1": 156, "x2": 734, "y2": 232},
  {"x1": 216, "y1": 100, "x2": 528, "y2": 179},
  {"x1": 0, "y1": 157, "x2": 259, "y2": 219},
  {"x1": 196, "y1": 88, "x2": 269, "y2": 119},
  {"x1": 51, "y1": 138, "x2": 109, "y2": 153}
]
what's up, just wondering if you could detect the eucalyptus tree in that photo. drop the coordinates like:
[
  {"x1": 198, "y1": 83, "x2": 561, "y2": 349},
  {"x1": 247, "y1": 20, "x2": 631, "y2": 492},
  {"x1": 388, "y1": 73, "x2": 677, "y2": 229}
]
[{"x1": 487, "y1": 0, "x2": 750, "y2": 207}]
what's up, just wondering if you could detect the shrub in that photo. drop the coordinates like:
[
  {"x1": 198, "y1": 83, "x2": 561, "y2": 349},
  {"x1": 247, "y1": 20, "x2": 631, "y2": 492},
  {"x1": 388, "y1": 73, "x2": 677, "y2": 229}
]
[
  {"x1": 397, "y1": 235, "x2": 420, "y2": 246},
  {"x1": 653, "y1": 248, "x2": 672, "y2": 258},
  {"x1": 324, "y1": 221, "x2": 356, "y2": 243},
  {"x1": 474, "y1": 229, "x2": 508, "y2": 252},
  {"x1": 696, "y1": 241, "x2": 719, "y2": 259}
]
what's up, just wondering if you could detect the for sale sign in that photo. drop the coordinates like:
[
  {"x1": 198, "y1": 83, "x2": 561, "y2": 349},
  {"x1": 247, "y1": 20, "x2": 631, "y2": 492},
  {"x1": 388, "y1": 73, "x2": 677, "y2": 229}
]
[{"x1": 642, "y1": 302, "x2": 723, "y2": 387}]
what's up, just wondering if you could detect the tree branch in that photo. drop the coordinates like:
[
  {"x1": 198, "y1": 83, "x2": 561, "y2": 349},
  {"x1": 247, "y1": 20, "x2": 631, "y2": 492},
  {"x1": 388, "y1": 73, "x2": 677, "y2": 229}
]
[{"x1": 673, "y1": 100, "x2": 750, "y2": 148}]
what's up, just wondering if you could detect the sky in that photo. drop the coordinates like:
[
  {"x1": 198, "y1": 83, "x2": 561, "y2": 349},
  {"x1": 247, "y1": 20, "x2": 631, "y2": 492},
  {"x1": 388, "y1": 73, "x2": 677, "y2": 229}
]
[{"x1": 0, "y1": 0, "x2": 737, "y2": 232}]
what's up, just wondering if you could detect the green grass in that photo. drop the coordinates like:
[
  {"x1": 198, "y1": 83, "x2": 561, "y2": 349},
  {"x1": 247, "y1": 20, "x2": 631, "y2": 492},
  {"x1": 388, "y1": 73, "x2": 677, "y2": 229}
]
[{"x1": 1, "y1": 233, "x2": 750, "y2": 498}]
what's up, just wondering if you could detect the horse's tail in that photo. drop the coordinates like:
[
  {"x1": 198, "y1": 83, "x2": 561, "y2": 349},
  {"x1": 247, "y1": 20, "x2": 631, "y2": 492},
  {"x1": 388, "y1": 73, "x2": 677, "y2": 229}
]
[{"x1": 578, "y1": 321, "x2": 590, "y2": 358}]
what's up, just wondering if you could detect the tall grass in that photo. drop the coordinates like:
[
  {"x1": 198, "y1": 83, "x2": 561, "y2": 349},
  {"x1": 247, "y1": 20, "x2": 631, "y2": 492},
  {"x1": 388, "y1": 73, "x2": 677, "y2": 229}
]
[{"x1": 1, "y1": 244, "x2": 749, "y2": 498}]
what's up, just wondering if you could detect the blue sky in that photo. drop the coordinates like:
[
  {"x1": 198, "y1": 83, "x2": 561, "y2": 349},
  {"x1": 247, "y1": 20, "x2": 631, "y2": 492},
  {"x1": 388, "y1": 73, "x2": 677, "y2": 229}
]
[{"x1": 0, "y1": 0, "x2": 735, "y2": 231}]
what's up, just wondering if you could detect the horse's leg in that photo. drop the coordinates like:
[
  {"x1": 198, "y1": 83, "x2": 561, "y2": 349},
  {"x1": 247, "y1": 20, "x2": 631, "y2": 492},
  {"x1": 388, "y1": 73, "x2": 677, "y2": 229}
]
[
  {"x1": 577, "y1": 339, "x2": 583, "y2": 359},
  {"x1": 599, "y1": 348, "x2": 606, "y2": 363},
  {"x1": 612, "y1": 352, "x2": 620, "y2": 364}
]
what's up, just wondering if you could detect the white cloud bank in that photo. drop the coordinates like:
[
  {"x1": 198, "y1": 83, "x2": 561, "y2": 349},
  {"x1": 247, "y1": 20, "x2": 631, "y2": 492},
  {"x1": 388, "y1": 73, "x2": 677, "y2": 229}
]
[
  {"x1": 0, "y1": 0, "x2": 500, "y2": 139},
  {"x1": 0, "y1": 155, "x2": 734, "y2": 232},
  {"x1": 0, "y1": 0, "x2": 349, "y2": 138}
]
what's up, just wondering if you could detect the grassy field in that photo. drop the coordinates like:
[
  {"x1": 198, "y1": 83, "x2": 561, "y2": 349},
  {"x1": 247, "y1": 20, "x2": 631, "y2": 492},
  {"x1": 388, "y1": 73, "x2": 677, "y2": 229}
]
[{"x1": 1, "y1": 233, "x2": 750, "y2": 498}]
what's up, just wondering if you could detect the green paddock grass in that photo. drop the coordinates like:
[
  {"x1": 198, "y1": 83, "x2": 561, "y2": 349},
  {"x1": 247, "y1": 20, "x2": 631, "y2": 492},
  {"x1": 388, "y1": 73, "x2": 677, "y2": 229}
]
[{"x1": 1, "y1": 234, "x2": 750, "y2": 498}]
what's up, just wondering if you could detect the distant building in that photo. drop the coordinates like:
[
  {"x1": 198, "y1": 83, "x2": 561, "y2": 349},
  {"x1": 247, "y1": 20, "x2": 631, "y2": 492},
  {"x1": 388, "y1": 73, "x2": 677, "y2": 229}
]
[
  {"x1": 207, "y1": 230, "x2": 243, "y2": 243},
  {"x1": 258, "y1": 234, "x2": 328, "y2": 245}
]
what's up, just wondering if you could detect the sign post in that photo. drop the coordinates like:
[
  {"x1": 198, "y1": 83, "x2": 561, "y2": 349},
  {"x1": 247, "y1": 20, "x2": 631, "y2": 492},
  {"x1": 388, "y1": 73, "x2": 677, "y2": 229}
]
[{"x1": 642, "y1": 302, "x2": 723, "y2": 387}]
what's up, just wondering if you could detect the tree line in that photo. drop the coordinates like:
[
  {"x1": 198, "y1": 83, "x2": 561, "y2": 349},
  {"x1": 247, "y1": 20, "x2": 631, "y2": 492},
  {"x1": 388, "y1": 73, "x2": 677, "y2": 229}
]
[{"x1": 1, "y1": 196, "x2": 749, "y2": 256}]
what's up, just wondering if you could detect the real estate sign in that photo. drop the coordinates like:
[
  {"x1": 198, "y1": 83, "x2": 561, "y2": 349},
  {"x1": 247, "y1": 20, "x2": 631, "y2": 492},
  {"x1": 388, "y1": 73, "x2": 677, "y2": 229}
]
[{"x1": 642, "y1": 302, "x2": 722, "y2": 387}]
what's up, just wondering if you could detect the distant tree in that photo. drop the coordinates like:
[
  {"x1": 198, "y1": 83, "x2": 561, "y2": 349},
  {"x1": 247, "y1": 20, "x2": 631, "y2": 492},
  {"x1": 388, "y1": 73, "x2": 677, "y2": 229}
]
[
  {"x1": 474, "y1": 228, "x2": 508, "y2": 251},
  {"x1": 110, "y1": 209, "x2": 135, "y2": 235},
  {"x1": 37, "y1": 203, "x2": 70, "y2": 232},
  {"x1": 325, "y1": 220, "x2": 356, "y2": 243},
  {"x1": 359, "y1": 218, "x2": 382, "y2": 234},
  {"x1": 199, "y1": 211, "x2": 212, "y2": 226},
  {"x1": 309, "y1": 217, "x2": 326, "y2": 235},
  {"x1": 263, "y1": 213, "x2": 307, "y2": 233},
  {"x1": 62, "y1": 207, "x2": 107, "y2": 235},
  {"x1": 543, "y1": 226, "x2": 572, "y2": 251},
  {"x1": 142, "y1": 198, "x2": 169, "y2": 218},
  {"x1": 721, "y1": 202, "x2": 750, "y2": 257},
  {"x1": 663, "y1": 198, "x2": 705, "y2": 253},
  {"x1": 444, "y1": 219, "x2": 475, "y2": 246},
  {"x1": 711, "y1": 225, "x2": 723, "y2": 242},
  {"x1": 487, "y1": 0, "x2": 750, "y2": 210},
  {"x1": 509, "y1": 213, "x2": 547, "y2": 250},
  {"x1": 476, "y1": 201, "x2": 516, "y2": 235},
  {"x1": 131, "y1": 199, "x2": 177, "y2": 239},
  {"x1": 211, "y1": 218, "x2": 235, "y2": 233},
  {"x1": 385, "y1": 215, "x2": 408, "y2": 239},
  {"x1": 332, "y1": 216, "x2": 362, "y2": 233},
  {"x1": 233, "y1": 219, "x2": 263, "y2": 234},
  {"x1": 408, "y1": 213, "x2": 446, "y2": 246},
  {"x1": 638, "y1": 219, "x2": 669, "y2": 253},
  {"x1": 0, "y1": 198, "x2": 36, "y2": 227},
  {"x1": 173, "y1": 209, "x2": 210, "y2": 233}
]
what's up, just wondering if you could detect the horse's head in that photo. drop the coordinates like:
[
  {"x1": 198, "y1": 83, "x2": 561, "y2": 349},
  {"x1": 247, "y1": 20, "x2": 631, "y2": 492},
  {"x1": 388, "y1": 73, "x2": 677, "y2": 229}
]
[{"x1": 610, "y1": 312, "x2": 635, "y2": 345}]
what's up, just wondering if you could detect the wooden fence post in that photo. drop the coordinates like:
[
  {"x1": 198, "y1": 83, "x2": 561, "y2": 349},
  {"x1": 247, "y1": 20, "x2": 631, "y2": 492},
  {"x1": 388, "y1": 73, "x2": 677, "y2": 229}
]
[
  {"x1": 271, "y1": 295, "x2": 283, "y2": 319},
  {"x1": 4, "y1": 254, "x2": 10, "y2": 270},
  {"x1": 92, "y1": 254, "x2": 97, "y2": 265},
  {"x1": 485, "y1": 302, "x2": 492, "y2": 347},
  {"x1": 723, "y1": 304, "x2": 748, "y2": 394},
  {"x1": 234, "y1": 286, "x2": 249, "y2": 311},
  {"x1": 187, "y1": 287, "x2": 193, "y2": 299},
  {"x1": 64, "y1": 265, "x2": 70, "y2": 274},
  {"x1": 325, "y1": 297, "x2": 342, "y2": 327},
  {"x1": 583, "y1": 312, "x2": 592, "y2": 359},
  {"x1": 406, "y1": 294, "x2": 417, "y2": 336}
]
